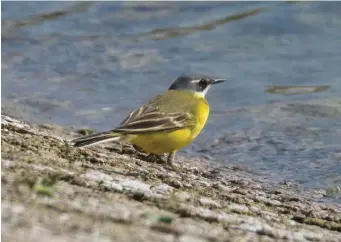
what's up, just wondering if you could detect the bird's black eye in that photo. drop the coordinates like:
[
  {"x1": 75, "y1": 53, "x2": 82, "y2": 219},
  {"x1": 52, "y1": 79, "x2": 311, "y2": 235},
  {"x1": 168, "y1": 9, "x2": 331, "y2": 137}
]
[{"x1": 199, "y1": 79, "x2": 208, "y2": 88}]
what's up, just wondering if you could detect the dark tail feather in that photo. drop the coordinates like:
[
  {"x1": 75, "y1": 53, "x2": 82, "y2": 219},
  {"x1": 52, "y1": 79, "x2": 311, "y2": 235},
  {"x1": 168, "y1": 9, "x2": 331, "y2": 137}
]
[{"x1": 71, "y1": 131, "x2": 120, "y2": 148}]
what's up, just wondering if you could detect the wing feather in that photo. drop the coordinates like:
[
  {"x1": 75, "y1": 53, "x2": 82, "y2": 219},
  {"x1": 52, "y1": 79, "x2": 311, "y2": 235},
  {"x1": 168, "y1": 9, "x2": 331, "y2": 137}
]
[
  {"x1": 120, "y1": 105, "x2": 158, "y2": 125},
  {"x1": 115, "y1": 105, "x2": 193, "y2": 134}
]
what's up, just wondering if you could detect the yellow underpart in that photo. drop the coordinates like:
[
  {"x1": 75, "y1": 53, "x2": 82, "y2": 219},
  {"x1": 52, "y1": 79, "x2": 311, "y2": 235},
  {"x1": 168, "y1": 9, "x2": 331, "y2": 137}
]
[{"x1": 130, "y1": 92, "x2": 210, "y2": 154}]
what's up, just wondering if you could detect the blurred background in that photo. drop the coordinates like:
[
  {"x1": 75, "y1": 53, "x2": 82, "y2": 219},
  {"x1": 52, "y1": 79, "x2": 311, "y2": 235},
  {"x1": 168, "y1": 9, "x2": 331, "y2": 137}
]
[{"x1": 2, "y1": 2, "x2": 341, "y2": 202}]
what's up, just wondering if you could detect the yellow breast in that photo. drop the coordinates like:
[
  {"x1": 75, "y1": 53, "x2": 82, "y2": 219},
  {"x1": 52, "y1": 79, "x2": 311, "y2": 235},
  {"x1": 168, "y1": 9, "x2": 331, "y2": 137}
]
[
  {"x1": 192, "y1": 93, "x2": 210, "y2": 138},
  {"x1": 131, "y1": 92, "x2": 210, "y2": 154}
]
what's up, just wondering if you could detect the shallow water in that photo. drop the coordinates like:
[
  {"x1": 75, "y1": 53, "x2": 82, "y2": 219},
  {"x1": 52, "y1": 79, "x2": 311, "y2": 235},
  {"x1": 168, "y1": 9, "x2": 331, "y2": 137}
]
[{"x1": 2, "y1": 2, "x2": 341, "y2": 202}]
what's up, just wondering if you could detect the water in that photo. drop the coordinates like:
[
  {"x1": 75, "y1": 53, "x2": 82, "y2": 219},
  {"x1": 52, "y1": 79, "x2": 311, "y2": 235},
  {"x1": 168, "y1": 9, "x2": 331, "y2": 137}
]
[{"x1": 2, "y1": 2, "x2": 341, "y2": 202}]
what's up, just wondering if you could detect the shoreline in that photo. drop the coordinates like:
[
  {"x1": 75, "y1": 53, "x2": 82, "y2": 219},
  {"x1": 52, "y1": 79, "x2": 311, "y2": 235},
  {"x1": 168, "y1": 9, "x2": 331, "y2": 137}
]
[{"x1": 1, "y1": 114, "x2": 341, "y2": 241}]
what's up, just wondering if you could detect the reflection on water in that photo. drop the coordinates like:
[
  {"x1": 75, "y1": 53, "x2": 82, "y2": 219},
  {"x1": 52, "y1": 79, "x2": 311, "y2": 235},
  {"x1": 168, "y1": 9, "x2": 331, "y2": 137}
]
[
  {"x1": 2, "y1": 1, "x2": 341, "y2": 202},
  {"x1": 133, "y1": 7, "x2": 268, "y2": 40},
  {"x1": 2, "y1": 2, "x2": 93, "y2": 36},
  {"x1": 265, "y1": 85, "x2": 330, "y2": 95}
]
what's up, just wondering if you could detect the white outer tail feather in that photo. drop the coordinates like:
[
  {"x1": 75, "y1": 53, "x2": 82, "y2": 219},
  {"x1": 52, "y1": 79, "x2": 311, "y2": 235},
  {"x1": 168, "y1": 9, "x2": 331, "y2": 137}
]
[{"x1": 72, "y1": 136, "x2": 121, "y2": 148}]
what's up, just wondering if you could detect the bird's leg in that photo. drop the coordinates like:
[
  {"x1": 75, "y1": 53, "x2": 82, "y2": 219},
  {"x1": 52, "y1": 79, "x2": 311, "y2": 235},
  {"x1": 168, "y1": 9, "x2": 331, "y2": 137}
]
[
  {"x1": 166, "y1": 151, "x2": 175, "y2": 165},
  {"x1": 167, "y1": 151, "x2": 180, "y2": 172},
  {"x1": 146, "y1": 151, "x2": 179, "y2": 172},
  {"x1": 147, "y1": 153, "x2": 166, "y2": 164}
]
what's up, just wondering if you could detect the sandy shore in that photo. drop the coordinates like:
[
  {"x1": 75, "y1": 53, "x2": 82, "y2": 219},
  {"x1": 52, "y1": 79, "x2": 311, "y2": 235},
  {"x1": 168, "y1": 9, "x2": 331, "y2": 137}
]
[{"x1": 1, "y1": 114, "x2": 341, "y2": 242}]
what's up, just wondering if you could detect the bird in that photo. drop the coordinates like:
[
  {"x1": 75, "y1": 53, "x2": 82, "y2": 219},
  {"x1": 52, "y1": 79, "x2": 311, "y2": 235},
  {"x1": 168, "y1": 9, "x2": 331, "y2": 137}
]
[{"x1": 71, "y1": 75, "x2": 225, "y2": 170}]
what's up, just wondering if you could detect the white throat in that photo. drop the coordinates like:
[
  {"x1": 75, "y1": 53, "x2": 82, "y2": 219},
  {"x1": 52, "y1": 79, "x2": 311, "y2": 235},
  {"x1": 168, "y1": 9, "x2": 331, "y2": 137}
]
[{"x1": 194, "y1": 86, "x2": 210, "y2": 98}]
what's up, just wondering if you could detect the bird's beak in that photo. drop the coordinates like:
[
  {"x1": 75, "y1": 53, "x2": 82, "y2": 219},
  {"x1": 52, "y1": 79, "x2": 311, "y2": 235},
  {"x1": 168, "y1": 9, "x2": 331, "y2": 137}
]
[{"x1": 211, "y1": 79, "x2": 225, "y2": 85}]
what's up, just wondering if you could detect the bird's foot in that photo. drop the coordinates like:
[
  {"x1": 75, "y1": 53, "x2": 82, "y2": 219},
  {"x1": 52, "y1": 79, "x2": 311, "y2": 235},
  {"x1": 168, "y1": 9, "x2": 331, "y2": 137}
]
[
  {"x1": 145, "y1": 153, "x2": 180, "y2": 172},
  {"x1": 165, "y1": 151, "x2": 182, "y2": 173},
  {"x1": 141, "y1": 152, "x2": 181, "y2": 173},
  {"x1": 166, "y1": 162, "x2": 181, "y2": 173},
  {"x1": 146, "y1": 153, "x2": 167, "y2": 164}
]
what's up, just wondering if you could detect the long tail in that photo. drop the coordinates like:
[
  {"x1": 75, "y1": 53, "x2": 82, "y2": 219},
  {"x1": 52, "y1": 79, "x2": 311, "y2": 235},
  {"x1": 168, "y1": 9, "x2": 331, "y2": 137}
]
[{"x1": 71, "y1": 131, "x2": 121, "y2": 148}]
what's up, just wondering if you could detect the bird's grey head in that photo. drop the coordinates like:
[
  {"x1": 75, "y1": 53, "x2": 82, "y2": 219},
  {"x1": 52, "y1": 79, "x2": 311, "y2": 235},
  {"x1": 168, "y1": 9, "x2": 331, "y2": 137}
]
[{"x1": 168, "y1": 75, "x2": 225, "y2": 97}]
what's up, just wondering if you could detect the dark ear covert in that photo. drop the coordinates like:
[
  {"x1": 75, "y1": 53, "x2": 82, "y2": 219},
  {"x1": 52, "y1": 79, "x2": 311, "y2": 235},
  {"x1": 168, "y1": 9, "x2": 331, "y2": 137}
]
[{"x1": 198, "y1": 79, "x2": 208, "y2": 90}]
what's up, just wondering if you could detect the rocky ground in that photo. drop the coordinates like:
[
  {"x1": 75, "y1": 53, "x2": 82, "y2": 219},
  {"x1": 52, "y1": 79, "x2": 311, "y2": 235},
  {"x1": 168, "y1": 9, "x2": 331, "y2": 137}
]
[{"x1": 1, "y1": 114, "x2": 341, "y2": 242}]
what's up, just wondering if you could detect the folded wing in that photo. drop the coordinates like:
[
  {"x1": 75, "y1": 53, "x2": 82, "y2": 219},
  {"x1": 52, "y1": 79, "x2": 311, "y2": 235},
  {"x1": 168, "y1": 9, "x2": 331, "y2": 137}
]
[{"x1": 115, "y1": 105, "x2": 193, "y2": 134}]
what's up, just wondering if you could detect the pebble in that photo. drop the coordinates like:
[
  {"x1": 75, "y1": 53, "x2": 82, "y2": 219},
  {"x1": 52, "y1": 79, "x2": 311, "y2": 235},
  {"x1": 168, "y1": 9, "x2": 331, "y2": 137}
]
[
  {"x1": 120, "y1": 179, "x2": 151, "y2": 194},
  {"x1": 102, "y1": 180, "x2": 123, "y2": 192},
  {"x1": 199, "y1": 197, "x2": 221, "y2": 208},
  {"x1": 228, "y1": 203, "x2": 249, "y2": 214},
  {"x1": 174, "y1": 191, "x2": 191, "y2": 202},
  {"x1": 153, "y1": 183, "x2": 174, "y2": 195}
]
